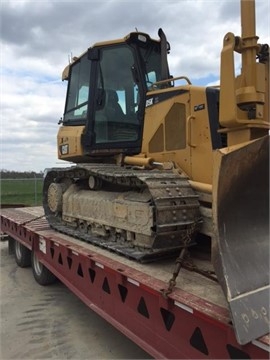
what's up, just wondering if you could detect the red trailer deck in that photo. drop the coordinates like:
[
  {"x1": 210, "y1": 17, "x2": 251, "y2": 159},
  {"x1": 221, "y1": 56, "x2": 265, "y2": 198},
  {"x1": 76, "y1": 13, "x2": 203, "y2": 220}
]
[{"x1": 1, "y1": 206, "x2": 269, "y2": 359}]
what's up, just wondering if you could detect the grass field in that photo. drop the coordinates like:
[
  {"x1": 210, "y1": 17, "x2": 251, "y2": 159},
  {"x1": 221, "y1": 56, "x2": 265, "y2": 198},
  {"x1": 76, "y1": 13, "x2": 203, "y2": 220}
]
[{"x1": 1, "y1": 178, "x2": 43, "y2": 206}]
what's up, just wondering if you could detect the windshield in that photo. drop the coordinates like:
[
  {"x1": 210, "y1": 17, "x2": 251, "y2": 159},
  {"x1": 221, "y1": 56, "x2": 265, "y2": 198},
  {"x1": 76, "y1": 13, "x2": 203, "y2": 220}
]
[{"x1": 138, "y1": 41, "x2": 165, "y2": 89}]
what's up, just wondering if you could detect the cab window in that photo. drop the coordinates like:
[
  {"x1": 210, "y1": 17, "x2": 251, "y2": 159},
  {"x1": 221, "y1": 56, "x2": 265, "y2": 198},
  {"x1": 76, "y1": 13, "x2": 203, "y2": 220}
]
[
  {"x1": 64, "y1": 54, "x2": 91, "y2": 122},
  {"x1": 94, "y1": 45, "x2": 140, "y2": 144}
]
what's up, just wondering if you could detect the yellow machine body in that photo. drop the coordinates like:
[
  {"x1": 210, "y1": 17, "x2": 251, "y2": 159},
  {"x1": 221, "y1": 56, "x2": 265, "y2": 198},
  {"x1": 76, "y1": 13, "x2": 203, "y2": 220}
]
[{"x1": 44, "y1": 0, "x2": 269, "y2": 345}]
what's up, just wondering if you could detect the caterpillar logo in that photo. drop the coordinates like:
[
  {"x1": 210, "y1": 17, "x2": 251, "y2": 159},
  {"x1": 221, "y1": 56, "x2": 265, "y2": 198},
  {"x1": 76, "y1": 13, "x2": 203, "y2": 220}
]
[
  {"x1": 60, "y1": 144, "x2": 69, "y2": 155},
  {"x1": 146, "y1": 98, "x2": 153, "y2": 107}
]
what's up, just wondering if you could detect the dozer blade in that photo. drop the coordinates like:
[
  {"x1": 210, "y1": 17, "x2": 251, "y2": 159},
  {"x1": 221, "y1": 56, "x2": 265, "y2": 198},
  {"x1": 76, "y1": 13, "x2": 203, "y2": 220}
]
[{"x1": 212, "y1": 135, "x2": 269, "y2": 345}]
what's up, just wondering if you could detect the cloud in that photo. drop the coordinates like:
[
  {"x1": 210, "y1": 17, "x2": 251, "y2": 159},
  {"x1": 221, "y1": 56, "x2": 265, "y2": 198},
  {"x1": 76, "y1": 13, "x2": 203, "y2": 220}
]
[{"x1": 1, "y1": 0, "x2": 269, "y2": 172}]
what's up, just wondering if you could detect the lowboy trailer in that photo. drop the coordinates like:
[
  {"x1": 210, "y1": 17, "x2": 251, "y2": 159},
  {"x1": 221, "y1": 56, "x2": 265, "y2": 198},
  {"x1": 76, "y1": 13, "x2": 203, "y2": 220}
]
[{"x1": 1, "y1": 206, "x2": 269, "y2": 359}]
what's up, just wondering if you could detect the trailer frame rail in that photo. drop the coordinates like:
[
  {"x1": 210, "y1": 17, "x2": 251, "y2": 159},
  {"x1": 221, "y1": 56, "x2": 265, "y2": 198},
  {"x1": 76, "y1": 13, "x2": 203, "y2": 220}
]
[{"x1": 1, "y1": 207, "x2": 269, "y2": 359}]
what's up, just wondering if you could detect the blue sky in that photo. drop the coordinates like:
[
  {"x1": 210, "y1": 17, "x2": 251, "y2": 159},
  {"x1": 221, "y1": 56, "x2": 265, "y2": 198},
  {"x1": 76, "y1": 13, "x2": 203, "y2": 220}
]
[{"x1": 1, "y1": 0, "x2": 269, "y2": 172}]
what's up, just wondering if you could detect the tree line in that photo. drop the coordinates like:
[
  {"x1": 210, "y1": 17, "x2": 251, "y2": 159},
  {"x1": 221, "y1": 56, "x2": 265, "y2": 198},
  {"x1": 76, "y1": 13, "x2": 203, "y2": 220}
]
[{"x1": 0, "y1": 170, "x2": 44, "y2": 179}]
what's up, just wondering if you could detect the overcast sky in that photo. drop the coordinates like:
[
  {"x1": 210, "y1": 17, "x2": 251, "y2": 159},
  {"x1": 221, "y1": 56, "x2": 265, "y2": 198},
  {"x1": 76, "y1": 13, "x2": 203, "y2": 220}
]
[{"x1": 1, "y1": 0, "x2": 269, "y2": 172}]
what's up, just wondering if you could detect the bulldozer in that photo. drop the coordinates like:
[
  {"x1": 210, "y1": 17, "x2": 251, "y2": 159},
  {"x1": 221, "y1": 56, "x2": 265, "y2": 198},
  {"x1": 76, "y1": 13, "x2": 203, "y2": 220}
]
[{"x1": 43, "y1": 0, "x2": 269, "y2": 345}]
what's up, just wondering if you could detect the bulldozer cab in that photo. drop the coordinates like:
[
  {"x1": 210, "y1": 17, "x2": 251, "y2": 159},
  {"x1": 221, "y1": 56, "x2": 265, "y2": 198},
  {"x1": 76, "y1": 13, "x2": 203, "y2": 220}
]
[{"x1": 62, "y1": 31, "x2": 170, "y2": 156}]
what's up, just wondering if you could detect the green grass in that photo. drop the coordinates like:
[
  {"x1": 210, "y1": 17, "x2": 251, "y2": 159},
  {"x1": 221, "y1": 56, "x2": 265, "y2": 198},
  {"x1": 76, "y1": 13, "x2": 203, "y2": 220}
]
[{"x1": 0, "y1": 179, "x2": 43, "y2": 206}]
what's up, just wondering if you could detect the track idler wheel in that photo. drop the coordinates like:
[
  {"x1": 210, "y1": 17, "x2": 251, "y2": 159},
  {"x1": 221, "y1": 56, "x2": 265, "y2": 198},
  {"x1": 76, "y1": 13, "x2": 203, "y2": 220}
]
[
  {"x1": 47, "y1": 183, "x2": 63, "y2": 213},
  {"x1": 88, "y1": 175, "x2": 102, "y2": 190}
]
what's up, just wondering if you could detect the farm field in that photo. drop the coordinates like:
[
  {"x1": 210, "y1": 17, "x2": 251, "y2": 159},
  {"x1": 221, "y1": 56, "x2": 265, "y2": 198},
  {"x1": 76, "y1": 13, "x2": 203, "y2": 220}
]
[{"x1": 0, "y1": 178, "x2": 43, "y2": 206}]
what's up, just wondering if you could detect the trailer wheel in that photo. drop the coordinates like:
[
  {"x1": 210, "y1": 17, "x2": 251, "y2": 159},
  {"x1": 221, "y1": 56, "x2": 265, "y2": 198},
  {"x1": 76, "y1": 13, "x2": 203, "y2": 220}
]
[
  {"x1": 14, "y1": 240, "x2": 31, "y2": 267},
  {"x1": 31, "y1": 251, "x2": 57, "y2": 285}
]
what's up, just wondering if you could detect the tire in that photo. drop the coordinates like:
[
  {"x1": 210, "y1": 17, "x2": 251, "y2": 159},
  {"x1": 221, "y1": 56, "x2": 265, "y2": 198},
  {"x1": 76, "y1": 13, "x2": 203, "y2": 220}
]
[
  {"x1": 14, "y1": 240, "x2": 31, "y2": 268},
  {"x1": 31, "y1": 251, "x2": 57, "y2": 285}
]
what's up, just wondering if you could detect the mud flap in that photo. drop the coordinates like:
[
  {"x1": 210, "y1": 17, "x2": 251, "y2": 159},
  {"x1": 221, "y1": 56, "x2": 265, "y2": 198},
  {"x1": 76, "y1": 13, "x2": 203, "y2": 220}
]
[{"x1": 212, "y1": 136, "x2": 269, "y2": 345}]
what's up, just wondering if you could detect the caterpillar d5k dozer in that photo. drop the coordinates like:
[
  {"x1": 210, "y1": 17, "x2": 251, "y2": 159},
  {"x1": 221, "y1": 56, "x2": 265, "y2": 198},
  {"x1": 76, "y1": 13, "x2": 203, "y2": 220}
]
[{"x1": 43, "y1": 0, "x2": 269, "y2": 344}]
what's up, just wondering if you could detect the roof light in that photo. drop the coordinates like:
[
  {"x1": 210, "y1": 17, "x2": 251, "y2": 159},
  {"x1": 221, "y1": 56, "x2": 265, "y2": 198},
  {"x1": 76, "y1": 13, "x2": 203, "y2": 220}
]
[{"x1": 138, "y1": 34, "x2": 147, "y2": 42}]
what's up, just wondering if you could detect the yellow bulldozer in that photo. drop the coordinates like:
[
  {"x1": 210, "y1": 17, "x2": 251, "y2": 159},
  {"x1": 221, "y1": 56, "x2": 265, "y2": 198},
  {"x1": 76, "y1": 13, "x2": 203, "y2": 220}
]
[{"x1": 43, "y1": 0, "x2": 269, "y2": 345}]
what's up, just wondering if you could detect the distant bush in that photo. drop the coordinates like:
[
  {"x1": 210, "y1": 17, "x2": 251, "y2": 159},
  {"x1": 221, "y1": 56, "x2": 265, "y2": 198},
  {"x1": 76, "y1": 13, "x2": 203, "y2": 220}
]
[{"x1": 0, "y1": 170, "x2": 44, "y2": 179}]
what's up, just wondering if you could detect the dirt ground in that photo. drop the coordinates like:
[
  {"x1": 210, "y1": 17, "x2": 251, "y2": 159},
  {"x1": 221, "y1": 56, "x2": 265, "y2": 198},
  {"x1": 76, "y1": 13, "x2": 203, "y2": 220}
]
[{"x1": 0, "y1": 241, "x2": 151, "y2": 359}]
